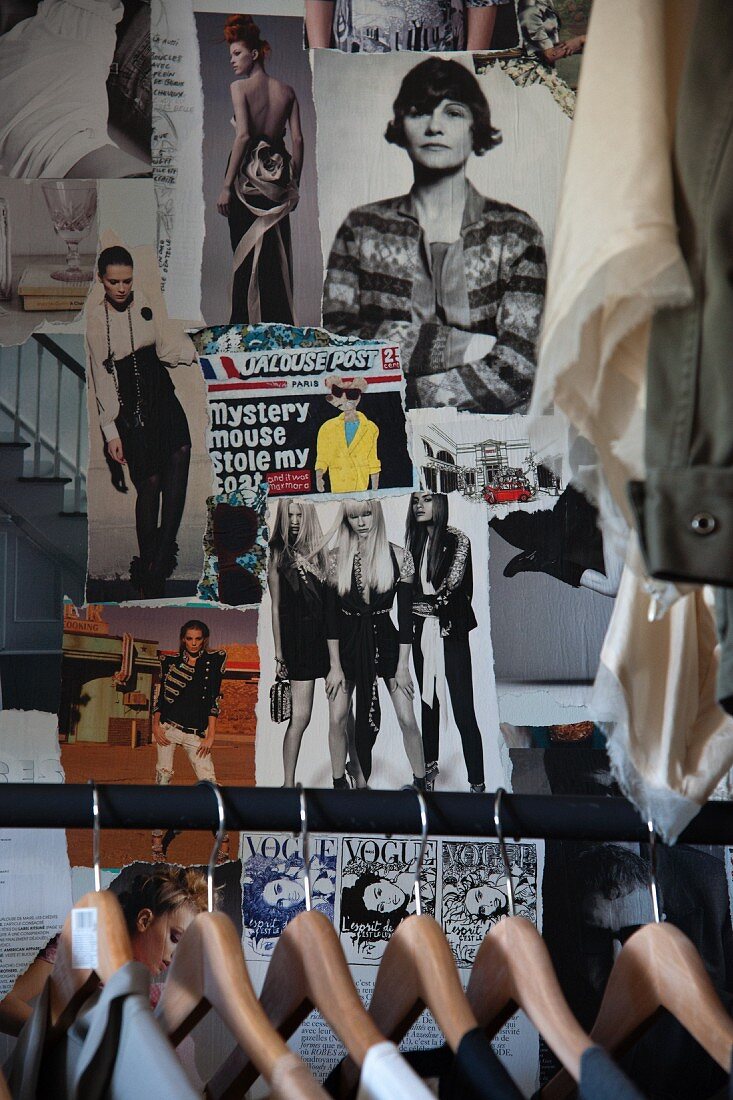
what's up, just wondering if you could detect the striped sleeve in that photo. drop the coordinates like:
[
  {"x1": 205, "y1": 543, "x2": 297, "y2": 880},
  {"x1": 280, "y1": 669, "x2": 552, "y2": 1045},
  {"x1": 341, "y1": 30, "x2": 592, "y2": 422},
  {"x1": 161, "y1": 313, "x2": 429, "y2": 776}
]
[{"x1": 485, "y1": 213, "x2": 546, "y2": 412}]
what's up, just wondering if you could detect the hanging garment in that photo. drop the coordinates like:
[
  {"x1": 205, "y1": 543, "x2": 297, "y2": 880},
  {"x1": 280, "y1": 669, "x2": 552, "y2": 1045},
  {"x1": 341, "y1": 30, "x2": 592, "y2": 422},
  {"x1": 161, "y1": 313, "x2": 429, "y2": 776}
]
[
  {"x1": 7, "y1": 961, "x2": 199, "y2": 1100},
  {"x1": 628, "y1": 0, "x2": 733, "y2": 591},
  {"x1": 708, "y1": 1047, "x2": 733, "y2": 1100},
  {"x1": 441, "y1": 1028, "x2": 524, "y2": 1099},
  {"x1": 370, "y1": 1035, "x2": 525, "y2": 1100},
  {"x1": 592, "y1": 542, "x2": 733, "y2": 842},
  {"x1": 356, "y1": 1042, "x2": 433, "y2": 1100},
  {"x1": 578, "y1": 1047, "x2": 645, "y2": 1100},
  {"x1": 528, "y1": 0, "x2": 697, "y2": 553}
]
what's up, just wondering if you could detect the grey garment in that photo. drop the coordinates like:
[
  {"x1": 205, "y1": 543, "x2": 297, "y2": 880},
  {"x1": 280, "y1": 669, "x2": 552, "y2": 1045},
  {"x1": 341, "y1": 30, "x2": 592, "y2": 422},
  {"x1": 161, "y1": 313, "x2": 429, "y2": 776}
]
[
  {"x1": 7, "y1": 961, "x2": 200, "y2": 1100},
  {"x1": 412, "y1": 239, "x2": 469, "y2": 328},
  {"x1": 629, "y1": 0, "x2": 733, "y2": 588},
  {"x1": 578, "y1": 1047, "x2": 645, "y2": 1100},
  {"x1": 715, "y1": 589, "x2": 733, "y2": 715}
]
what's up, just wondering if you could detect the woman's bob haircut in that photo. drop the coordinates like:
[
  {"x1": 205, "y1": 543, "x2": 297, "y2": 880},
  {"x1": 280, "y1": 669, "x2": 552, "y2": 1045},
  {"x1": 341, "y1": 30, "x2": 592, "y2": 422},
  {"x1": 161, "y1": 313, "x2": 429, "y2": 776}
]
[{"x1": 385, "y1": 57, "x2": 502, "y2": 157}]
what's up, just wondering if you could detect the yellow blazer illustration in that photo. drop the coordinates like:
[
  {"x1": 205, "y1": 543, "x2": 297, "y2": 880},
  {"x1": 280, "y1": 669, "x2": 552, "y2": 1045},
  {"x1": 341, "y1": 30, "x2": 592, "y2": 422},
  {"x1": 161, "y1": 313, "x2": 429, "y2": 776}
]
[{"x1": 315, "y1": 411, "x2": 381, "y2": 493}]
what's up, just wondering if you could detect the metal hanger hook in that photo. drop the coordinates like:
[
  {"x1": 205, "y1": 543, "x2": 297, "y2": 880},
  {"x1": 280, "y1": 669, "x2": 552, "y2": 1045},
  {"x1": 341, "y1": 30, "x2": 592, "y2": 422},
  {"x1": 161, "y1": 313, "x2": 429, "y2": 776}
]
[
  {"x1": 647, "y1": 819, "x2": 662, "y2": 924},
  {"x1": 89, "y1": 779, "x2": 101, "y2": 893},
  {"x1": 412, "y1": 788, "x2": 429, "y2": 916},
  {"x1": 199, "y1": 781, "x2": 226, "y2": 913},
  {"x1": 493, "y1": 788, "x2": 516, "y2": 918},
  {"x1": 297, "y1": 784, "x2": 312, "y2": 912}
]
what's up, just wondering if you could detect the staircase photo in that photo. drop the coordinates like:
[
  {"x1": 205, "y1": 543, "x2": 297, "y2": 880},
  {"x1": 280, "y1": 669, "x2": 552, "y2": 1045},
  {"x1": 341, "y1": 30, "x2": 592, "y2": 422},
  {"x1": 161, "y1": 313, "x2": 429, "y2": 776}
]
[{"x1": 0, "y1": 334, "x2": 88, "y2": 711}]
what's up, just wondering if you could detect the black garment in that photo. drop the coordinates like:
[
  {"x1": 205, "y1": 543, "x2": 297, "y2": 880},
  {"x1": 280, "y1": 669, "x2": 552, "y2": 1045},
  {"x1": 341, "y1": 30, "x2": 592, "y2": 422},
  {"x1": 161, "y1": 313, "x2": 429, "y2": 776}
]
[
  {"x1": 218, "y1": 566, "x2": 261, "y2": 606},
  {"x1": 490, "y1": 485, "x2": 605, "y2": 587},
  {"x1": 228, "y1": 135, "x2": 294, "y2": 325},
  {"x1": 154, "y1": 650, "x2": 226, "y2": 732},
  {"x1": 411, "y1": 526, "x2": 483, "y2": 785},
  {"x1": 325, "y1": 1032, "x2": 523, "y2": 1100},
  {"x1": 709, "y1": 1045, "x2": 733, "y2": 1099},
  {"x1": 412, "y1": 526, "x2": 477, "y2": 637},
  {"x1": 443, "y1": 1028, "x2": 524, "y2": 1099},
  {"x1": 278, "y1": 555, "x2": 330, "y2": 681},
  {"x1": 412, "y1": 622, "x2": 484, "y2": 786},
  {"x1": 578, "y1": 1047, "x2": 646, "y2": 1100},
  {"x1": 326, "y1": 548, "x2": 413, "y2": 780},
  {"x1": 114, "y1": 343, "x2": 191, "y2": 487}
]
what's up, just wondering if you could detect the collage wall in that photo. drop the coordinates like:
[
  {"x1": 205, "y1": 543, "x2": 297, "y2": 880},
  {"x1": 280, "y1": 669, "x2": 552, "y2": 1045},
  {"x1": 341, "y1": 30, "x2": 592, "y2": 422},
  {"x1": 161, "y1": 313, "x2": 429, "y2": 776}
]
[{"x1": 1, "y1": 2, "x2": 730, "y2": 1097}]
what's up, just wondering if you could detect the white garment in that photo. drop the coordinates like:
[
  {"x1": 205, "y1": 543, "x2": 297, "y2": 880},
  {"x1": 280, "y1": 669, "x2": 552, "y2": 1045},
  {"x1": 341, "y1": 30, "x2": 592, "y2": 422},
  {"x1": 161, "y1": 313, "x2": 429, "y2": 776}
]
[
  {"x1": 418, "y1": 544, "x2": 446, "y2": 722},
  {"x1": 356, "y1": 1042, "x2": 433, "y2": 1100},
  {"x1": 593, "y1": 539, "x2": 733, "y2": 843},
  {"x1": 528, "y1": 0, "x2": 697, "y2": 555},
  {"x1": 155, "y1": 724, "x2": 217, "y2": 785},
  {"x1": 0, "y1": 0, "x2": 123, "y2": 178},
  {"x1": 86, "y1": 282, "x2": 196, "y2": 441}
]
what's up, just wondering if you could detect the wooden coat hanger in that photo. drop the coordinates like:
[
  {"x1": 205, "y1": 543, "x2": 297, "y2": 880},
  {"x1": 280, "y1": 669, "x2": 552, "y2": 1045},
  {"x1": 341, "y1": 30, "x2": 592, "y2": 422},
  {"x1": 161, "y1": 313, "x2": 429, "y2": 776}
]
[
  {"x1": 331, "y1": 790, "x2": 479, "y2": 1098},
  {"x1": 465, "y1": 790, "x2": 593, "y2": 1082},
  {"x1": 205, "y1": 786, "x2": 384, "y2": 1100},
  {"x1": 540, "y1": 821, "x2": 733, "y2": 1099},
  {"x1": 49, "y1": 782, "x2": 134, "y2": 1034},
  {"x1": 156, "y1": 783, "x2": 324, "y2": 1095},
  {"x1": 363, "y1": 789, "x2": 477, "y2": 1046}
]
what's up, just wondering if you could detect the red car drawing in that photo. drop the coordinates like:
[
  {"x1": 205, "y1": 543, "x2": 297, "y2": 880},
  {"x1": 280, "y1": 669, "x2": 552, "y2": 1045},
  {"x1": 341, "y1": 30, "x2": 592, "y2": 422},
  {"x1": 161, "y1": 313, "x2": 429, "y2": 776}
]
[{"x1": 483, "y1": 480, "x2": 533, "y2": 505}]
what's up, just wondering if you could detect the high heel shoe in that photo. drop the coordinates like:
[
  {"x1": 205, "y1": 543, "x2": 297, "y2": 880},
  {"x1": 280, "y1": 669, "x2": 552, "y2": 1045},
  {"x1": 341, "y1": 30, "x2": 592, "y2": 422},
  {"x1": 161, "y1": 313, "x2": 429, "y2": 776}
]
[
  {"x1": 345, "y1": 760, "x2": 363, "y2": 789},
  {"x1": 424, "y1": 760, "x2": 439, "y2": 792}
]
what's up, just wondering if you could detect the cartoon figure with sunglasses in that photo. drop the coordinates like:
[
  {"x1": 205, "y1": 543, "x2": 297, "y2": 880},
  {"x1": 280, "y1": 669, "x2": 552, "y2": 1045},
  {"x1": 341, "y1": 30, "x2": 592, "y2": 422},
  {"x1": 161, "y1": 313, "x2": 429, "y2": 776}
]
[{"x1": 315, "y1": 375, "x2": 381, "y2": 493}]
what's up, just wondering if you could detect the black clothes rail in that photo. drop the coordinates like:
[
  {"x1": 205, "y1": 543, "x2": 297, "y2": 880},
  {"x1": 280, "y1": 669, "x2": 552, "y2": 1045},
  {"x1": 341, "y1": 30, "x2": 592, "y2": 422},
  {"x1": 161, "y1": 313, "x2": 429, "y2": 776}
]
[{"x1": 3, "y1": 784, "x2": 733, "y2": 843}]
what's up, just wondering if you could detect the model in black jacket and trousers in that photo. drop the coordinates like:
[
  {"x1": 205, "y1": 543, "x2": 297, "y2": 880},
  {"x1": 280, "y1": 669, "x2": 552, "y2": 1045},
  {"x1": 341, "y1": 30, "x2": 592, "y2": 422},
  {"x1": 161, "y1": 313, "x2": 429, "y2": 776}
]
[{"x1": 406, "y1": 492, "x2": 485, "y2": 791}]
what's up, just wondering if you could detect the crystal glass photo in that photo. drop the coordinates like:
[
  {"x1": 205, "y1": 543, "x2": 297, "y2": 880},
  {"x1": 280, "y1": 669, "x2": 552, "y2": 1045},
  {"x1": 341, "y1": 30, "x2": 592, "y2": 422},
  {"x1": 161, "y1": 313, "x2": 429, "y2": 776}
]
[{"x1": 40, "y1": 181, "x2": 98, "y2": 282}]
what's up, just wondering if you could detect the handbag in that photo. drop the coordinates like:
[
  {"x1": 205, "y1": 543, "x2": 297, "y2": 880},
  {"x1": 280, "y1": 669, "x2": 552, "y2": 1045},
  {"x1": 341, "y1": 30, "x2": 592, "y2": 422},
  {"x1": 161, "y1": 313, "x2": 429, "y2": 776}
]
[{"x1": 269, "y1": 660, "x2": 292, "y2": 723}]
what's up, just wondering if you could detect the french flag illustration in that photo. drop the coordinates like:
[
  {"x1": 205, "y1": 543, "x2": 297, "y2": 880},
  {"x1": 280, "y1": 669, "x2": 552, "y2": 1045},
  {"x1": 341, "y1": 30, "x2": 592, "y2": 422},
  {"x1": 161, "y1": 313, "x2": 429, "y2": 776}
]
[{"x1": 199, "y1": 355, "x2": 240, "y2": 381}]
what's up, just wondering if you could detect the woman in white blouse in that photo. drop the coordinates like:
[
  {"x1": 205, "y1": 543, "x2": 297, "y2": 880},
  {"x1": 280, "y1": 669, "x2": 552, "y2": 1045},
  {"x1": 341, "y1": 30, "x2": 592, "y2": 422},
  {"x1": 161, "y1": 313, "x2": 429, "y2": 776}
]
[{"x1": 86, "y1": 245, "x2": 196, "y2": 597}]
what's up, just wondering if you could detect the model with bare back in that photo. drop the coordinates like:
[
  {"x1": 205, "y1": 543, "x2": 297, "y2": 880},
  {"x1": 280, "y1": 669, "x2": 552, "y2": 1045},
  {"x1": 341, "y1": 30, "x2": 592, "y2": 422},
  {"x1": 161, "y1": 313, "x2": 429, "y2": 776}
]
[{"x1": 216, "y1": 14, "x2": 304, "y2": 324}]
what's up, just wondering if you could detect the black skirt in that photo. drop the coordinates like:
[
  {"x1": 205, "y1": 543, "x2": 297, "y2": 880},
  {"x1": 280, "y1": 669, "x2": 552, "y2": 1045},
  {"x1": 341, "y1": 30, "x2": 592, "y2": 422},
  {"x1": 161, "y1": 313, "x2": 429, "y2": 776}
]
[
  {"x1": 114, "y1": 343, "x2": 191, "y2": 486},
  {"x1": 227, "y1": 137, "x2": 295, "y2": 325}
]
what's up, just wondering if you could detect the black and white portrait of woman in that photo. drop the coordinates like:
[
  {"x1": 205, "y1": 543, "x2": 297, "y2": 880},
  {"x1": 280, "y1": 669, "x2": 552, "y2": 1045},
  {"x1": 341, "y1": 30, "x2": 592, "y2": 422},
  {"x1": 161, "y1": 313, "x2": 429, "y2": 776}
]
[{"x1": 316, "y1": 51, "x2": 570, "y2": 413}]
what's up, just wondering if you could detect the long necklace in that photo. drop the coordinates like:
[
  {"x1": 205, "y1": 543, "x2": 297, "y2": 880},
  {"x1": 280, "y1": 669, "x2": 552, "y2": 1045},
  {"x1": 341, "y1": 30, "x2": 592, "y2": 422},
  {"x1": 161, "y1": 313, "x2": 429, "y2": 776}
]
[{"x1": 104, "y1": 297, "x2": 145, "y2": 429}]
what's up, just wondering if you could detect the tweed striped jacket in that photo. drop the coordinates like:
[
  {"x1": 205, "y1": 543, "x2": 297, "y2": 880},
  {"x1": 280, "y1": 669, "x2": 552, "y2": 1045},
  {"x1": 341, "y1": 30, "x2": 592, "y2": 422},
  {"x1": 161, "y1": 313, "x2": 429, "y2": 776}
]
[{"x1": 323, "y1": 183, "x2": 546, "y2": 412}]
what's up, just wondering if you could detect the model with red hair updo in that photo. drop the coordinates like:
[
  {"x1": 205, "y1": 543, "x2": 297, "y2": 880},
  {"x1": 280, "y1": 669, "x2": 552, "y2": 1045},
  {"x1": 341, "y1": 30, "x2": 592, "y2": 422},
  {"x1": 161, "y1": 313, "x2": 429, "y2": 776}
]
[{"x1": 216, "y1": 14, "x2": 304, "y2": 325}]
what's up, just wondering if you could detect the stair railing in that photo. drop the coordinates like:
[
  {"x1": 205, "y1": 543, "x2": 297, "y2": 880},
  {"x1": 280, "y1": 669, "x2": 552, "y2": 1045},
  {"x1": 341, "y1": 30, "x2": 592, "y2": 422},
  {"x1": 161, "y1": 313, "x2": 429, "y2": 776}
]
[{"x1": 0, "y1": 334, "x2": 87, "y2": 513}]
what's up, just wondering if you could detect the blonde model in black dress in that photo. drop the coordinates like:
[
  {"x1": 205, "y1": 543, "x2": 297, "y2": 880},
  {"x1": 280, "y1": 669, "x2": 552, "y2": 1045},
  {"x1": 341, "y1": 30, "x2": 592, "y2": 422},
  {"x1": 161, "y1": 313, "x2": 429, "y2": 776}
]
[
  {"x1": 269, "y1": 499, "x2": 331, "y2": 787},
  {"x1": 325, "y1": 499, "x2": 426, "y2": 788}
]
